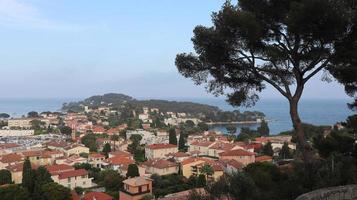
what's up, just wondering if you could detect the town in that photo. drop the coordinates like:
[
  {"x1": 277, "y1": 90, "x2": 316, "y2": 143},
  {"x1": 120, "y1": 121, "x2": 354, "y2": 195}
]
[{"x1": 0, "y1": 100, "x2": 298, "y2": 200}]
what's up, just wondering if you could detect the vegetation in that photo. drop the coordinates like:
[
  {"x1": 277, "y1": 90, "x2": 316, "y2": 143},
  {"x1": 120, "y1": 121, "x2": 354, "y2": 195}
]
[
  {"x1": 175, "y1": 0, "x2": 357, "y2": 161},
  {"x1": 169, "y1": 128, "x2": 178, "y2": 145},
  {"x1": 102, "y1": 143, "x2": 111, "y2": 158},
  {"x1": 81, "y1": 133, "x2": 98, "y2": 152},
  {"x1": 127, "y1": 134, "x2": 145, "y2": 162},
  {"x1": 0, "y1": 185, "x2": 31, "y2": 200},
  {"x1": 279, "y1": 142, "x2": 293, "y2": 159},
  {"x1": 126, "y1": 164, "x2": 140, "y2": 178},
  {"x1": 151, "y1": 174, "x2": 191, "y2": 198},
  {"x1": 262, "y1": 142, "x2": 274, "y2": 157},
  {"x1": 258, "y1": 120, "x2": 270, "y2": 136},
  {"x1": 0, "y1": 170, "x2": 12, "y2": 185}
]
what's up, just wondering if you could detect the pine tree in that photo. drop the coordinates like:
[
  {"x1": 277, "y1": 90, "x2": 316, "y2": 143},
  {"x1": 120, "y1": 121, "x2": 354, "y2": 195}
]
[
  {"x1": 169, "y1": 128, "x2": 177, "y2": 145},
  {"x1": 262, "y1": 142, "x2": 274, "y2": 157},
  {"x1": 279, "y1": 142, "x2": 292, "y2": 159}
]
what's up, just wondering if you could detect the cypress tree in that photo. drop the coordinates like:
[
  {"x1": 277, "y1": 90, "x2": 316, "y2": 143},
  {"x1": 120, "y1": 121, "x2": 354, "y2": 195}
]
[
  {"x1": 257, "y1": 120, "x2": 270, "y2": 136},
  {"x1": 178, "y1": 133, "x2": 186, "y2": 152},
  {"x1": 169, "y1": 128, "x2": 177, "y2": 145},
  {"x1": 22, "y1": 158, "x2": 34, "y2": 192},
  {"x1": 126, "y1": 164, "x2": 139, "y2": 178}
]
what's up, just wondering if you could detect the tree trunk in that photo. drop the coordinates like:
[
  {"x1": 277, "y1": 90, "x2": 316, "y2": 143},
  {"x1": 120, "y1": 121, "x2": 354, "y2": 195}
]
[{"x1": 289, "y1": 98, "x2": 313, "y2": 162}]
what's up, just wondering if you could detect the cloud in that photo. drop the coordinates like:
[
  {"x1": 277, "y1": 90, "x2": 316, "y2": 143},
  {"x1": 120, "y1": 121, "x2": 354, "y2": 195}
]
[{"x1": 0, "y1": 0, "x2": 91, "y2": 31}]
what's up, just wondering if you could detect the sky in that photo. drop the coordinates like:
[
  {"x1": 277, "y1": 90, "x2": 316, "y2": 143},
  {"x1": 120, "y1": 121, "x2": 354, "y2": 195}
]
[{"x1": 0, "y1": 0, "x2": 352, "y2": 101}]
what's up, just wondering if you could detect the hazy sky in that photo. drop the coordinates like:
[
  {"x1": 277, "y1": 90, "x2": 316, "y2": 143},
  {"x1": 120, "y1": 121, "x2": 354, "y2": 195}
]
[{"x1": 0, "y1": 0, "x2": 351, "y2": 100}]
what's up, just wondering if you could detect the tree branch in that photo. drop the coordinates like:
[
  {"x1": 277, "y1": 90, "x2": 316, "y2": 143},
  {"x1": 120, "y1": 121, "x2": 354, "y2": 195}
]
[{"x1": 303, "y1": 59, "x2": 330, "y2": 83}]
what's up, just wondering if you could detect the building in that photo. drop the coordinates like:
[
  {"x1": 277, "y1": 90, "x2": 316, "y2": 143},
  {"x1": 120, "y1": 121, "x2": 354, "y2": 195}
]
[
  {"x1": 0, "y1": 130, "x2": 34, "y2": 137},
  {"x1": 188, "y1": 141, "x2": 215, "y2": 156},
  {"x1": 141, "y1": 159, "x2": 178, "y2": 176},
  {"x1": 7, "y1": 118, "x2": 32, "y2": 129},
  {"x1": 6, "y1": 162, "x2": 36, "y2": 184},
  {"x1": 0, "y1": 153, "x2": 23, "y2": 169},
  {"x1": 63, "y1": 144, "x2": 90, "y2": 156},
  {"x1": 51, "y1": 168, "x2": 92, "y2": 189},
  {"x1": 106, "y1": 156, "x2": 135, "y2": 176},
  {"x1": 145, "y1": 144, "x2": 178, "y2": 160},
  {"x1": 181, "y1": 157, "x2": 224, "y2": 181},
  {"x1": 119, "y1": 176, "x2": 152, "y2": 200},
  {"x1": 218, "y1": 149, "x2": 255, "y2": 166},
  {"x1": 88, "y1": 153, "x2": 106, "y2": 168}
]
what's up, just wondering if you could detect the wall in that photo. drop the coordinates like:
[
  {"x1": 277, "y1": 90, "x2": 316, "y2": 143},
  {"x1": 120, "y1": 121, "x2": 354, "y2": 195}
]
[{"x1": 295, "y1": 185, "x2": 357, "y2": 200}]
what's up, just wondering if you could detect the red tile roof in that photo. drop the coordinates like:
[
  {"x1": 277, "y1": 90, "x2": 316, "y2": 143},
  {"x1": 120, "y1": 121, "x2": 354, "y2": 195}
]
[
  {"x1": 107, "y1": 156, "x2": 134, "y2": 165},
  {"x1": 93, "y1": 126, "x2": 105, "y2": 133},
  {"x1": 227, "y1": 159, "x2": 244, "y2": 169},
  {"x1": 46, "y1": 164, "x2": 74, "y2": 174},
  {"x1": 58, "y1": 169, "x2": 88, "y2": 179},
  {"x1": 0, "y1": 153, "x2": 23, "y2": 163},
  {"x1": 71, "y1": 190, "x2": 80, "y2": 200},
  {"x1": 219, "y1": 149, "x2": 255, "y2": 157},
  {"x1": 84, "y1": 192, "x2": 113, "y2": 200},
  {"x1": 109, "y1": 151, "x2": 131, "y2": 158},
  {"x1": 255, "y1": 155, "x2": 273, "y2": 162},
  {"x1": 89, "y1": 153, "x2": 105, "y2": 159},
  {"x1": 146, "y1": 144, "x2": 177, "y2": 150},
  {"x1": 190, "y1": 141, "x2": 214, "y2": 147},
  {"x1": 0, "y1": 143, "x2": 21, "y2": 149}
]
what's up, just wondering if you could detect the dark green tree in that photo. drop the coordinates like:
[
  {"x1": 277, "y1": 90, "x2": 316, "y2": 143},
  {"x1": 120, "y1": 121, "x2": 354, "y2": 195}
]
[
  {"x1": 81, "y1": 133, "x2": 97, "y2": 152},
  {"x1": 279, "y1": 142, "x2": 292, "y2": 159},
  {"x1": 257, "y1": 120, "x2": 270, "y2": 136},
  {"x1": 102, "y1": 143, "x2": 111, "y2": 158},
  {"x1": 197, "y1": 174, "x2": 207, "y2": 187},
  {"x1": 226, "y1": 125, "x2": 237, "y2": 135},
  {"x1": 345, "y1": 114, "x2": 357, "y2": 134},
  {"x1": 27, "y1": 111, "x2": 39, "y2": 118},
  {"x1": 22, "y1": 158, "x2": 34, "y2": 192},
  {"x1": 0, "y1": 185, "x2": 31, "y2": 200},
  {"x1": 110, "y1": 134, "x2": 120, "y2": 151},
  {"x1": 197, "y1": 122, "x2": 209, "y2": 131},
  {"x1": 175, "y1": 0, "x2": 357, "y2": 161},
  {"x1": 0, "y1": 113, "x2": 10, "y2": 119},
  {"x1": 126, "y1": 164, "x2": 140, "y2": 178},
  {"x1": 169, "y1": 128, "x2": 178, "y2": 145},
  {"x1": 0, "y1": 169, "x2": 11, "y2": 185},
  {"x1": 60, "y1": 126, "x2": 72, "y2": 135},
  {"x1": 262, "y1": 142, "x2": 274, "y2": 156},
  {"x1": 41, "y1": 182, "x2": 71, "y2": 200},
  {"x1": 178, "y1": 133, "x2": 186, "y2": 151}
]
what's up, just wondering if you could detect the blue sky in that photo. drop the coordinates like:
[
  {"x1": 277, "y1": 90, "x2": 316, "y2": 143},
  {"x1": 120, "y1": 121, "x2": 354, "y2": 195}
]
[{"x1": 0, "y1": 0, "x2": 351, "y2": 100}]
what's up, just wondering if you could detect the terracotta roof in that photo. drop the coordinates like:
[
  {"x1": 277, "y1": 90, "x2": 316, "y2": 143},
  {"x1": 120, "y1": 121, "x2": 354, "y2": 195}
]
[
  {"x1": 227, "y1": 159, "x2": 244, "y2": 169},
  {"x1": 84, "y1": 192, "x2": 113, "y2": 200},
  {"x1": 146, "y1": 144, "x2": 177, "y2": 150},
  {"x1": 123, "y1": 176, "x2": 151, "y2": 187},
  {"x1": 219, "y1": 149, "x2": 255, "y2": 157},
  {"x1": 170, "y1": 152, "x2": 190, "y2": 157},
  {"x1": 181, "y1": 157, "x2": 212, "y2": 165},
  {"x1": 46, "y1": 140, "x2": 68, "y2": 148},
  {"x1": 21, "y1": 150, "x2": 51, "y2": 158},
  {"x1": 190, "y1": 141, "x2": 214, "y2": 147},
  {"x1": 71, "y1": 190, "x2": 80, "y2": 200},
  {"x1": 109, "y1": 151, "x2": 131, "y2": 158},
  {"x1": 142, "y1": 159, "x2": 177, "y2": 169},
  {"x1": 0, "y1": 143, "x2": 21, "y2": 149},
  {"x1": 6, "y1": 162, "x2": 37, "y2": 172},
  {"x1": 107, "y1": 156, "x2": 134, "y2": 165},
  {"x1": 89, "y1": 153, "x2": 105, "y2": 158},
  {"x1": 255, "y1": 155, "x2": 273, "y2": 162},
  {"x1": 209, "y1": 142, "x2": 235, "y2": 150},
  {"x1": 58, "y1": 169, "x2": 88, "y2": 179},
  {"x1": 46, "y1": 164, "x2": 74, "y2": 174},
  {"x1": 93, "y1": 126, "x2": 105, "y2": 133},
  {"x1": 0, "y1": 153, "x2": 23, "y2": 163}
]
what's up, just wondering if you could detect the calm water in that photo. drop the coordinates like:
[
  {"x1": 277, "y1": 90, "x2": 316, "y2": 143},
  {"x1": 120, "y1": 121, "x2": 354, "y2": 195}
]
[{"x1": 0, "y1": 97, "x2": 354, "y2": 135}]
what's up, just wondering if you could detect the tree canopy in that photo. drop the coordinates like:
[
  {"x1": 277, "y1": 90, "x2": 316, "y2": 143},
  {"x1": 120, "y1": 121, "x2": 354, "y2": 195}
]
[{"x1": 175, "y1": 0, "x2": 357, "y2": 161}]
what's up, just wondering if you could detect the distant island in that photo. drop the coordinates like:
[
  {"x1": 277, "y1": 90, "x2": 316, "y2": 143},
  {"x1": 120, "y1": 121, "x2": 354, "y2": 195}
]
[{"x1": 62, "y1": 93, "x2": 265, "y2": 123}]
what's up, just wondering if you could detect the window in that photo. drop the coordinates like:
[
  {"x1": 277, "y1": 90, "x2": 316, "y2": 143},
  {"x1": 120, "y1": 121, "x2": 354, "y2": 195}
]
[
  {"x1": 67, "y1": 178, "x2": 71, "y2": 182},
  {"x1": 83, "y1": 181, "x2": 86, "y2": 185}
]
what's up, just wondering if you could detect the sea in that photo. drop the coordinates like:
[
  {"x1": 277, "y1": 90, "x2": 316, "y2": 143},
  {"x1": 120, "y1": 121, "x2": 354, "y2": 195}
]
[{"x1": 0, "y1": 97, "x2": 354, "y2": 135}]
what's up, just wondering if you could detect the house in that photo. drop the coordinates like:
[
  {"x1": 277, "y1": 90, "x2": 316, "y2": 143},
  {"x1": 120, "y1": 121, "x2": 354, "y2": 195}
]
[
  {"x1": 106, "y1": 156, "x2": 135, "y2": 176},
  {"x1": 21, "y1": 150, "x2": 52, "y2": 166},
  {"x1": 63, "y1": 144, "x2": 89, "y2": 156},
  {"x1": 207, "y1": 142, "x2": 237, "y2": 157},
  {"x1": 46, "y1": 140, "x2": 68, "y2": 150},
  {"x1": 6, "y1": 162, "x2": 36, "y2": 184},
  {"x1": 188, "y1": 141, "x2": 215, "y2": 156},
  {"x1": 51, "y1": 168, "x2": 92, "y2": 189},
  {"x1": 165, "y1": 152, "x2": 190, "y2": 162},
  {"x1": 93, "y1": 125, "x2": 106, "y2": 134},
  {"x1": 88, "y1": 153, "x2": 106, "y2": 168},
  {"x1": 84, "y1": 192, "x2": 113, "y2": 200},
  {"x1": 7, "y1": 118, "x2": 32, "y2": 129},
  {"x1": 145, "y1": 144, "x2": 178, "y2": 160},
  {"x1": 0, "y1": 153, "x2": 23, "y2": 169},
  {"x1": 109, "y1": 150, "x2": 132, "y2": 159},
  {"x1": 222, "y1": 159, "x2": 244, "y2": 175},
  {"x1": 218, "y1": 149, "x2": 255, "y2": 166},
  {"x1": 181, "y1": 157, "x2": 224, "y2": 181},
  {"x1": 141, "y1": 159, "x2": 178, "y2": 176},
  {"x1": 0, "y1": 143, "x2": 22, "y2": 155},
  {"x1": 55, "y1": 155, "x2": 87, "y2": 166},
  {"x1": 119, "y1": 176, "x2": 152, "y2": 200}
]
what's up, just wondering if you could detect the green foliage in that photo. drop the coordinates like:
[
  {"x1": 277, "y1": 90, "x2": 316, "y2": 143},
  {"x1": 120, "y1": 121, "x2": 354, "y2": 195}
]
[
  {"x1": 0, "y1": 113, "x2": 10, "y2": 118},
  {"x1": 257, "y1": 120, "x2": 269, "y2": 136},
  {"x1": 0, "y1": 169, "x2": 12, "y2": 185},
  {"x1": 226, "y1": 125, "x2": 237, "y2": 135},
  {"x1": 128, "y1": 134, "x2": 145, "y2": 162},
  {"x1": 169, "y1": 128, "x2": 177, "y2": 145},
  {"x1": 313, "y1": 130, "x2": 357, "y2": 159},
  {"x1": 0, "y1": 185, "x2": 31, "y2": 200},
  {"x1": 200, "y1": 164, "x2": 214, "y2": 177},
  {"x1": 279, "y1": 142, "x2": 293, "y2": 159},
  {"x1": 262, "y1": 142, "x2": 274, "y2": 157},
  {"x1": 60, "y1": 126, "x2": 72, "y2": 135},
  {"x1": 74, "y1": 187, "x2": 84, "y2": 195},
  {"x1": 27, "y1": 111, "x2": 39, "y2": 118},
  {"x1": 41, "y1": 182, "x2": 71, "y2": 200},
  {"x1": 126, "y1": 164, "x2": 140, "y2": 178},
  {"x1": 178, "y1": 133, "x2": 186, "y2": 152},
  {"x1": 345, "y1": 114, "x2": 357, "y2": 133},
  {"x1": 102, "y1": 143, "x2": 111, "y2": 158},
  {"x1": 79, "y1": 152, "x2": 89, "y2": 158},
  {"x1": 100, "y1": 170, "x2": 124, "y2": 192},
  {"x1": 22, "y1": 158, "x2": 34, "y2": 192},
  {"x1": 81, "y1": 133, "x2": 98, "y2": 152},
  {"x1": 151, "y1": 174, "x2": 191, "y2": 198},
  {"x1": 197, "y1": 122, "x2": 209, "y2": 131}
]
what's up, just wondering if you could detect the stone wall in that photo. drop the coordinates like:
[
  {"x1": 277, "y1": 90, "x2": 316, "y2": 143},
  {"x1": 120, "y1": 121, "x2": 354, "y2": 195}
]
[{"x1": 295, "y1": 185, "x2": 357, "y2": 200}]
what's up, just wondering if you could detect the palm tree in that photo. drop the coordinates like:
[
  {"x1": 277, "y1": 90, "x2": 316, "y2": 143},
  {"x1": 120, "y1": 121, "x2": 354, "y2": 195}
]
[
  {"x1": 110, "y1": 134, "x2": 120, "y2": 151},
  {"x1": 200, "y1": 164, "x2": 214, "y2": 181}
]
